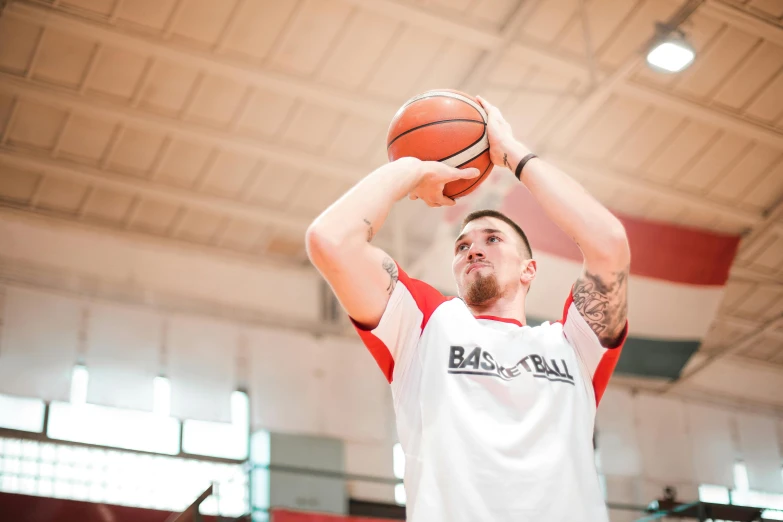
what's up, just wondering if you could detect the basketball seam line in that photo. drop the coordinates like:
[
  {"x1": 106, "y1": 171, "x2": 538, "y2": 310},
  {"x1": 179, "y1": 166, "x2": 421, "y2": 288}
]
[
  {"x1": 400, "y1": 92, "x2": 485, "y2": 123},
  {"x1": 387, "y1": 119, "x2": 485, "y2": 150},
  {"x1": 438, "y1": 131, "x2": 487, "y2": 164},
  {"x1": 448, "y1": 160, "x2": 493, "y2": 198}
]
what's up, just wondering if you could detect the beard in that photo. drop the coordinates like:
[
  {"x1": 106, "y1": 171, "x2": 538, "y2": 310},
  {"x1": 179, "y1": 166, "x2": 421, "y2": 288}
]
[{"x1": 465, "y1": 271, "x2": 501, "y2": 305}]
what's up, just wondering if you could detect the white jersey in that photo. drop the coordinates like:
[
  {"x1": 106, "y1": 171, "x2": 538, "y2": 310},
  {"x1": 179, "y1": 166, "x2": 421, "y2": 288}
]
[{"x1": 353, "y1": 266, "x2": 626, "y2": 522}]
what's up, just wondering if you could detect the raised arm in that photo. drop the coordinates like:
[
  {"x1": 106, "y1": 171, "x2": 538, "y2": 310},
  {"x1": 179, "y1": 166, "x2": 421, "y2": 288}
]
[
  {"x1": 305, "y1": 158, "x2": 479, "y2": 329},
  {"x1": 477, "y1": 96, "x2": 630, "y2": 347}
]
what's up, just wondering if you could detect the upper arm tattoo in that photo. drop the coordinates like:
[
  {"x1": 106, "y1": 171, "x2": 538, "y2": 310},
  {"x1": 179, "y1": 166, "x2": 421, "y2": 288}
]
[
  {"x1": 363, "y1": 218, "x2": 373, "y2": 242},
  {"x1": 572, "y1": 265, "x2": 629, "y2": 347},
  {"x1": 382, "y1": 257, "x2": 398, "y2": 296}
]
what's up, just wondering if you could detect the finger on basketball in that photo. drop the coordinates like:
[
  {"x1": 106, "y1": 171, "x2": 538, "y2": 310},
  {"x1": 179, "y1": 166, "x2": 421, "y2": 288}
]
[{"x1": 459, "y1": 167, "x2": 481, "y2": 179}]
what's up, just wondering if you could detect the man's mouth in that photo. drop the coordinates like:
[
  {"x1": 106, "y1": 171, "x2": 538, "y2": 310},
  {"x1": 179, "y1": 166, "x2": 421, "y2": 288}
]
[{"x1": 466, "y1": 263, "x2": 490, "y2": 274}]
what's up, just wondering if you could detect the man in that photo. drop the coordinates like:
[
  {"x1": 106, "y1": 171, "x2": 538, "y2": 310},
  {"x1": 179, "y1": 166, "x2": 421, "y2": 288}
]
[{"x1": 305, "y1": 96, "x2": 630, "y2": 522}]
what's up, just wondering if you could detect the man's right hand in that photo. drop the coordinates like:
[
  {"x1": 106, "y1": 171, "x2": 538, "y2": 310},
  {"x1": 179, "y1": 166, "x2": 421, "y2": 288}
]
[{"x1": 402, "y1": 160, "x2": 480, "y2": 207}]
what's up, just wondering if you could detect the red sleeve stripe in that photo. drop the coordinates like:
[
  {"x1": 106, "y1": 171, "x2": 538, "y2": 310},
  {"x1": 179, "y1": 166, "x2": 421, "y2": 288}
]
[{"x1": 351, "y1": 318, "x2": 395, "y2": 384}]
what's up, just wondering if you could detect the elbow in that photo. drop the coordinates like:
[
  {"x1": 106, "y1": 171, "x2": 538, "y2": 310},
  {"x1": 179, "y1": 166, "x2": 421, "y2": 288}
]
[
  {"x1": 305, "y1": 223, "x2": 334, "y2": 266},
  {"x1": 605, "y1": 220, "x2": 631, "y2": 264}
]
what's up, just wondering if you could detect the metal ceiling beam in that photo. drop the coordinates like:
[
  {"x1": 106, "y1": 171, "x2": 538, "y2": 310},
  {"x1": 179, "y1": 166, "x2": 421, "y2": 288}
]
[
  {"x1": 0, "y1": 74, "x2": 367, "y2": 184},
  {"x1": 4, "y1": 1, "x2": 399, "y2": 122},
  {"x1": 0, "y1": 149, "x2": 312, "y2": 231}
]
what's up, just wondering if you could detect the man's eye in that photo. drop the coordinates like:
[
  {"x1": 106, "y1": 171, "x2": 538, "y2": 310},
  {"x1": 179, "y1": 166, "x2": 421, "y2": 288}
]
[
  {"x1": 488, "y1": 236, "x2": 500, "y2": 243},
  {"x1": 457, "y1": 244, "x2": 468, "y2": 251}
]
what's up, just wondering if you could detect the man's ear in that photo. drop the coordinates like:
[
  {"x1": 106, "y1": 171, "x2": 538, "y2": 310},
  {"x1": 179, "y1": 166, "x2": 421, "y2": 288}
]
[{"x1": 520, "y1": 259, "x2": 537, "y2": 285}]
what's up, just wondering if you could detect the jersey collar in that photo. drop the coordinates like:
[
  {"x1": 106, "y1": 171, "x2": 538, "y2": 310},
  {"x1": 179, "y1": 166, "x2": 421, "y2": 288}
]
[{"x1": 475, "y1": 315, "x2": 525, "y2": 327}]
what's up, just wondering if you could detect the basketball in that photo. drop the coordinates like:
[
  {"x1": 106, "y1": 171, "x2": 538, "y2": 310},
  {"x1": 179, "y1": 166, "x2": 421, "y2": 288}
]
[{"x1": 386, "y1": 89, "x2": 493, "y2": 199}]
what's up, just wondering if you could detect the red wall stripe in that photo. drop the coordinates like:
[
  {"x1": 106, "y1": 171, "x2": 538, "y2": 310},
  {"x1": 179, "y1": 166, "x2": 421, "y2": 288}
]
[{"x1": 494, "y1": 184, "x2": 740, "y2": 287}]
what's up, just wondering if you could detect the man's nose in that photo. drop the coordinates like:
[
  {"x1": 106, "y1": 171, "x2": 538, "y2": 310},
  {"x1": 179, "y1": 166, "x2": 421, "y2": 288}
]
[{"x1": 467, "y1": 244, "x2": 484, "y2": 261}]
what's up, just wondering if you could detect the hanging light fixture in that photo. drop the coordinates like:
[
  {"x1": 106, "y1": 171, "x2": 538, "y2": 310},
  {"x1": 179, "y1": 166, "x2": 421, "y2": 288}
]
[{"x1": 646, "y1": 24, "x2": 696, "y2": 73}]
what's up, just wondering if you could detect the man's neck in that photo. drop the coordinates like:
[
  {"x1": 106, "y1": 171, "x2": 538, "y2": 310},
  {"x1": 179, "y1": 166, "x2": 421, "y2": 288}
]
[{"x1": 466, "y1": 291, "x2": 527, "y2": 325}]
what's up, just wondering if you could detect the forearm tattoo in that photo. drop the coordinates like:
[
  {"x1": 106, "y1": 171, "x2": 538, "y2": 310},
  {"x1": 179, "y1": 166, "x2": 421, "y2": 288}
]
[
  {"x1": 382, "y1": 257, "x2": 398, "y2": 296},
  {"x1": 363, "y1": 218, "x2": 373, "y2": 242},
  {"x1": 572, "y1": 266, "x2": 629, "y2": 347},
  {"x1": 503, "y1": 152, "x2": 510, "y2": 169}
]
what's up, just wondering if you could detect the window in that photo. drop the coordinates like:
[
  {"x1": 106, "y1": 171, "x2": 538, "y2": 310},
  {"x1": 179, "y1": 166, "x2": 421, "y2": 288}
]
[
  {"x1": 697, "y1": 462, "x2": 783, "y2": 520},
  {"x1": 69, "y1": 365, "x2": 88, "y2": 405},
  {"x1": 393, "y1": 443, "x2": 405, "y2": 505},
  {"x1": 182, "y1": 391, "x2": 249, "y2": 460},
  {"x1": 0, "y1": 436, "x2": 248, "y2": 517},
  {"x1": 47, "y1": 401, "x2": 180, "y2": 455},
  {"x1": 0, "y1": 394, "x2": 45, "y2": 433}
]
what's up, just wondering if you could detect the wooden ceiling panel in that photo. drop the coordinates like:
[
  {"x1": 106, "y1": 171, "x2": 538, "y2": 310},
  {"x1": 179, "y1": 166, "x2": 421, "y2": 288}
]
[
  {"x1": 487, "y1": 52, "x2": 531, "y2": 89},
  {"x1": 571, "y1": 95, "x2": 647, "y2": 160},
  {"x1": 720, "y1": 279, "x2": 755, "y2": 312},
  {"x1": 0, "y1": 164, "x2": 41, "y2": 204},
  {"x1": 325, "y1": 115, "x2": 384, "y2": 165},
  {"x1": 156, "y1": 139, "x2": 213, "y2": 187},
  {"x1": 0, "y1": 93, "x2": 15, "y2": 139},
  {"x1": 364, "y1": 26, "x2": 445, "y2": 99},
  {"x1": 740, "y1": 334, "x2": 781, "y2": 362},
  {"x1": 35, "y1": 176, "x2": 88, "y2": 213},
  {"x1": 287, "y1": 174, "x2": 347, "y2": 216},
  {"x1": 503, "y1": 92, "x2": 561, "y2": 144},
  {"x1": 739, "y1": 157, "x2": 783, "y2": 210},
  {"x1": 137, "y1": 60, "x2": 201, "y2": 115},
  {"x1": 748, "y1": 0, "x2": 783, "y2": 18},
  {"x1": 467, "y1": 0, "x2": 520, "y2": 28},
  {"x1": 174, "y1": 208, "x2": 224, "y2": 243},
  {"x1": 556, "y1": 0, "x2": 639, "y2": 59},
  {"x1": 280, "y1": 102, "x2": 343, "y2": 153},
  {"x1": 107, "y1": 127, "x2": 167, "y2": 176},
  {"x1": 60, "y1": 0, "x2": 114, "y2": 16},
  {"x1": 749, "y1": 234, "x2": 783, "y2": 273},
  {"x1": 712, "y1": 41, "x2": 783, "y2": 110},
  {"x1": 170, "y1": 0, "x2": 239, "y2": 47},
  {"x1": 675, "y1": 206, "x2": 721, "y2": 231},
  {"x1": 247, "y1": 161, "x2": 305, "y2": 208},
  {"x1": 82, "y1": 187, "x2": 134, "y2": 224},
  {"x1": 675, "y1": 131, "x2": 751, "y2": 193},
  {"x1": 86, "y1": 46, "x2": 149, "y2": 101},
  {"x1": 597, "y1": 0, "x2": 680, "y2": 69},
  {"x1": 199, "y1": 151, "x2": 259, "y2": 197},
  {"x1": 31, "y1": 29, "x2": 95, "y2": 88},
  {"x1": 268, "y1": 0, "x2": 354, "y2": 77},
  {"x1": 7, "y1": 100, "x2": 68, "y2": 151},
  {"x1": 217, "y1": 0, "x2": 300, "y2": 62},
  {"x1": 641, "y1": 196, "x2": 686, "y2": 224},
  {"x1": 519, "y1": 0, "x2": 579, "y2": 45},
  {"x1": 0, "y1": 16, "x2": 42, "y2": 75},
  {"x1": 744, "y1": 70, "x2": 783, "y2": 125},
  {"x1": 117, "y1": 0, "x2": 178, "y2": 33},
  {"x1": 708, "y1": 143, "x2": 781, "y2": 203},
  {"x1": 317, "y1": 10, "x2": 400, "y2": 91},
  {"x1": 57, "y1": 114, "x2": 116, "y2": 163},
  {"x1": 730, "y1": 283, "x2": 782, "y2": 318},
  {"x1": 235, "y1": 88, "x2": 297, "y2": 139},
  {"x1": 674, "y1": 26, "x2": 760, "y2": 101},
  {"x1": 183, "y1": 73, "x2": 246, "y2": 127},
  {"x1": 609, "y1": 107, "x2": 685, "y2": 172},
  {"x1": 412, "y1": 40, "x2": 482, "y2": 98},
  {"x1": 643, "y1": 119, "x2": 718, "y2": 184},
  {"x1": 129, "y1": 198, "x2": 180, "y2": 234},
  {"x1": 218, "y1": 218, "x2": 266, "y2": 252},
  {"x1": 427, "y1": 0, "x2": 474, "y2": 13}
]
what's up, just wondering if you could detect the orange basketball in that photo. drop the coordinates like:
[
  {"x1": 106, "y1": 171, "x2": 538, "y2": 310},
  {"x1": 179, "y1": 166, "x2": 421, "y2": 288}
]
[{"x1": 386, "y1": 89, "x2": 493, "y2": 199}]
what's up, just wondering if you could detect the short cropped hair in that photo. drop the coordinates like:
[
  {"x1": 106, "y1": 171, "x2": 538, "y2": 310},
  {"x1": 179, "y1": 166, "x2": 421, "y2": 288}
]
[{"x1": 461, "y1": 209, "x2": 533, "y2": 259}]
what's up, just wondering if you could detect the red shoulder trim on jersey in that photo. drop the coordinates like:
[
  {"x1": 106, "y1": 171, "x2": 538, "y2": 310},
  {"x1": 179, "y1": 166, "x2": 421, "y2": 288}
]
[
  {"x1": 397, "y1": 263, "x2": 451, "y2": 332},
  {"x1": 593, "y1": 323, "x2": 628, "y2": 406},
  {"x1": 475, "y1": 315, "x2": 524, "y2": 327},
  {"x1": 351, "y1": 321, "x2": 395, "y2": 383},
  {"x1": 561, "y1": 290, "x2": 629, "y2": 406},
  {"x1": 351, "y1": 262, "x2": 449, "y2": 384}
]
